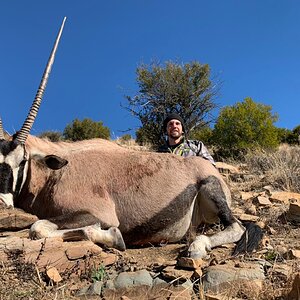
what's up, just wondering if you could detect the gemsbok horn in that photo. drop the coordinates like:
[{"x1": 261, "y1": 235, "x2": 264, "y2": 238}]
[{"x1": 15, "y1": 17, "x2": 67, "y2": 144}]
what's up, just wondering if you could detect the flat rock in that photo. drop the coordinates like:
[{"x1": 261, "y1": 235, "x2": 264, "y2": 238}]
[
  {"x1": 99, "y1": 252, "x2": 118, "y2": 266},
  {"x1": 287, "y1": 199, "x2": 300, "y2": 222},
  {"x1": 0, "y1": 208, "x2": 38, "y2": 230},
  {"x1": 0, "y1": 236, "x2": 103, "y2": 272},
  {"x1": 76, "y1": 281, "x2": 104, "y2": 297},
  {"x1": 162, "y1": 266, "x2": 194, "y2": 281},
  {"x1": 232, "y1": 207, "x2": 244, "y2": 215},
  {"x1": 254, "y1": 196, "x2": 272, "y2": 206},
  {"x1": 113, "y1": 269, "x2": 153, "y2": 289},
  {"x1": 66, "y1": 244, "x2": 94, "y2": 260},
  {"x1": 238, "y1": 213, "x2": 259, "y2": 222},
  {"x1": 46, "y1": 267, "x2": 62, "y2": 283},
  {"x1": 0, "y1": 229, "x2": 30, "y2": 239},
  {"x1": 177, "y1": 257, "x2": 204, "y2": 269},
  {"x1": 263, "y1": 185, "x2": 276, "y2": 194},
  {"x1": 103, "y1": 284, "x2": 192, "y2": 300},
  {"x1": 240, "y1": 191, "x2": 257, "y2": 201},
  {"x1": 203, "y1": 263, "x2": 265, "y2": 296},
  {"x1": 269, "y1": 191, "x2": 300, "y2": 204}
]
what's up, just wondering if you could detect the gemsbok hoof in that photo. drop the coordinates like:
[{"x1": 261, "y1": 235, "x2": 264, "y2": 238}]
[{"x1": 188, "y1": 235, "x2": 211, "y2": 259}]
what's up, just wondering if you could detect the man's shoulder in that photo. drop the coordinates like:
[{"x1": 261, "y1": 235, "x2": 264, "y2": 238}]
[{"x1": 185, "y1": 139, "x2": 203, "y2": 148}]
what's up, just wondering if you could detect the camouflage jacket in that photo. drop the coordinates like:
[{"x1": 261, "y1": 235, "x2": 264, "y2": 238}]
[{"x1": 158, "y1": 139, "x2": 216, "y2": 166}]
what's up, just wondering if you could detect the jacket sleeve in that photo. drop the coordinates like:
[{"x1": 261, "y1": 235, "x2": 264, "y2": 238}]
[{"x1": 191, "y1": 140, "x2": 216, "y2": 166}]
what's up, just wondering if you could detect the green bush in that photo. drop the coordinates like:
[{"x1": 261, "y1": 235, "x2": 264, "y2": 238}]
[
  {"x1": 276, "y1": 127, "x2": 292, "y2": 144},
  {"x1": 288, "y1": 125, "x2": 300, "y2": 144},
  {"x1": 63, "y1": 118, "x2": 110, "y2": 141},
  {"x1": 189, "y1": 126, "x2": 213, "y2": 145},
  {"x1": 119, "y1": 134, "x2": 132, "y2": 142},
  {"x1": 212, "y1": 98, "x2": 279, "y2": 158}
]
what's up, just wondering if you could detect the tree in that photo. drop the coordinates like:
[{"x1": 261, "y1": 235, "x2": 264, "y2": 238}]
[
  {"x1": 125, "y1": 61, "x2": 218, "y2": 147},
  {"x1": 63, "y1": 118, "x2": 110, "y2": 141},
  {"x1": 135, "y1": 127, "x2": 153, "y2": 146},
  {"x1": 213, "y1": 98, "x2": 279, "y2": 157},
  {"x1": 38, "y1": 131, "x2": 63, "y2": 142},
  {"x1": 276, "y1": 127, "x2": 292, "y2": 144},
  {"x1": 293, "y1": 124, "x2": 300, "y2": 135},
  {"x1": 287, "y1": 125, "x2": 300, "y2": 144},
  {"x1": 119, "y1": 134, "x2": 132, "y2": 142}
]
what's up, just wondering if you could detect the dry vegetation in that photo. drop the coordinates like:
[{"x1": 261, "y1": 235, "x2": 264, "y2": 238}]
[
  {"x1": 244, "y1": 144, "x2": 300, "y2": 193},
  {"x1": 227, "y1": 144, "x2": 300, "y2": 299}
]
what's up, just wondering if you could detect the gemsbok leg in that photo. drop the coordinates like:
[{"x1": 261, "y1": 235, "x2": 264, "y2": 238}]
[
  {"x1": 30, "y1": 211, "x2": 126, "y2": 251},
  {"x1": 188, "y1": 176, "x2": 261, "y2": 258}
]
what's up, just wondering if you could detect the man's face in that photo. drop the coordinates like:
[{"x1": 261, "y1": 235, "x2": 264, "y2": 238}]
[{"x1": 166, "y1": 119, "x2": 183, "y2": 139}]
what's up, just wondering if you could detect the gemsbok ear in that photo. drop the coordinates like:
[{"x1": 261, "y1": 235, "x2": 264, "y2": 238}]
[{"x1": 44, "y1": 155, "x2": 68, "y2": 170}]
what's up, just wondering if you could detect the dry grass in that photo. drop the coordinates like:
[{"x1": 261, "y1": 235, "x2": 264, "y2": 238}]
[
  {"x1": 243, "y1": 144, "x2": 300, "y2": 193},
  {"x1": 0, "y1": 248, "x2": 93, "y2": 299},
  {"x1": 115, "y1": 138, "x2": 153, "y2": 152}
]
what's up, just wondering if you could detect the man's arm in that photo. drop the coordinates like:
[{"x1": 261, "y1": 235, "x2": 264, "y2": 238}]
[{"x1": 188, "y1": 140, "x2": 216, "y2": 166}]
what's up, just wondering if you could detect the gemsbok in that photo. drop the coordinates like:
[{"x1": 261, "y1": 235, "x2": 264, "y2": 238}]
[{"x1": 0, "y1": 18, "x2": 262, "y2": 259}]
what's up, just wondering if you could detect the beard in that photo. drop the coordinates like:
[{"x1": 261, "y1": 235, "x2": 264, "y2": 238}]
[{"x1": 169, "y1": 130, "x2": 183, "y2": 139}]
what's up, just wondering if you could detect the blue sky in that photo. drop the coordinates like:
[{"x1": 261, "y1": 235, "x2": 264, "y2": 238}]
[{"x1": 0, "y1": 1, "x2": 299, "y2": 139}]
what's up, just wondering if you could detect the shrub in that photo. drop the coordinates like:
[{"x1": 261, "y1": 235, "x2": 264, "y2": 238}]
[
  {"x1": 38, "y1": 131, "x2": 63, "y2": 142},
  {"x1": 63, "y1": 118, "x2": 110, "y2": 141},
  {"x1": 213, "y1": 98, "x2": 279, "y2": 158}
]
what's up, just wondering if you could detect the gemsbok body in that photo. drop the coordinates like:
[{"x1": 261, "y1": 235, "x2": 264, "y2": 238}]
[{"x1": 0, "y1": 18, "x2": 262, "y2": 258}]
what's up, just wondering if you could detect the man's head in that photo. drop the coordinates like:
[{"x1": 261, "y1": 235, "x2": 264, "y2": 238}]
[{"x1": 163, "y1": 113, "x2": 185, "y2": 144}]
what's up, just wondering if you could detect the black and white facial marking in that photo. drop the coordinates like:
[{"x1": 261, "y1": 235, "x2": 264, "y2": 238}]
[{"x1": 0, "y1": 140, "x2": 28, "y2": 207}]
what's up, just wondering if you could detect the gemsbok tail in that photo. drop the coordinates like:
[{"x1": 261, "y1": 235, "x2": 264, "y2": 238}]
[{"x1": 233, "y1": 222, "x2": 264, "y2": 256}]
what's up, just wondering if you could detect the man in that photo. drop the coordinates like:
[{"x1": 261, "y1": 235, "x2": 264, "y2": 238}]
[{"x1": 158, "y1": 113, "x2": 216, "y2": 166}]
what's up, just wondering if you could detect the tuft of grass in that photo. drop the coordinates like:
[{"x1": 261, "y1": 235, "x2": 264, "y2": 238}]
[
  {"x1": 91, "y1": 264, "x2": 107, "y2": 283},
  {"x1": 264, "y1": 250, "x2": 278, "y2": 262}
]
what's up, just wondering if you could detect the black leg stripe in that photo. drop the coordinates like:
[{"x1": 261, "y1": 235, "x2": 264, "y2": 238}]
[{"x1": 198, "y1": 175, "x2": 235, "y2": 227}]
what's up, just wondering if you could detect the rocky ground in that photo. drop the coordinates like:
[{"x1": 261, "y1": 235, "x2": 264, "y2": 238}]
[{"x1": 0, "y1": 162, "x2": 299, "y2": 300}]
